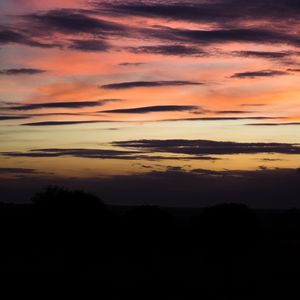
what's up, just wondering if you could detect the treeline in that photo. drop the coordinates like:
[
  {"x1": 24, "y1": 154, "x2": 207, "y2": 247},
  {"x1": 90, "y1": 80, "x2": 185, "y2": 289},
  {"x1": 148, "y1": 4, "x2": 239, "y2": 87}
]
[{"x1": 1, "y1": 186, "x2": 300, "y2": 295}]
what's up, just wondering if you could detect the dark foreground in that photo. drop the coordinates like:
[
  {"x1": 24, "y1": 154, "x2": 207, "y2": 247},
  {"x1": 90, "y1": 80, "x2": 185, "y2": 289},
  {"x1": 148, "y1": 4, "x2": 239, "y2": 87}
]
[{"x1": 0, "y1": 186, "x2": 300, "y2": 298}]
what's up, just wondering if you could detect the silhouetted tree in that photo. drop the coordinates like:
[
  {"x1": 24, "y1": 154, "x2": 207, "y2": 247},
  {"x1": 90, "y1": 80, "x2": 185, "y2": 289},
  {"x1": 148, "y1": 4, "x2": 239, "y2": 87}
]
[{"x1": 31, "y1": 186, "x2": 110, "y2": 272}]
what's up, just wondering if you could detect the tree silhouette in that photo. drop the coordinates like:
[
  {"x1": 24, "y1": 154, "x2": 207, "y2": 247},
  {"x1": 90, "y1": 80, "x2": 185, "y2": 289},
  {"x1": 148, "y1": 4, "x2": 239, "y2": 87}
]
[{"x1": 31, "y1": 186, "x2": 110, "y2": 273}]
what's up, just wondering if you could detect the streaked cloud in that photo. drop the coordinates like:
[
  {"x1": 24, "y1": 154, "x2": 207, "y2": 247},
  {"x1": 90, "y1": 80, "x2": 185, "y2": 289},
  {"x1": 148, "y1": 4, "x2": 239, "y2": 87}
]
[
  {"x1": 0, "y1": 115, "x2": 31, "y2": 121},
  {"x1": 68, "y1": 39, "x2": 111, "y2": 52},
  {"x1": 101, "y1": 80, "x2": 202, "y2": 89},
  {"x1": 9, "y1": 99, "x2": 120, "y2": 111},
  {"x1": 232, "y1": 51, "x2": 295, "y2": 59},
  {"x1": 231, "y1": 70, "x2": 289, "y2": 79},
  {"x1": 1, "y1": 148, "x2": 218, "y2": 161},
  {"x1": 102, "y1": 105, "x2": 199, "y2": 114},
  {"x1": 0, "y1": 68, "x2": 46, "y2": 75},
  {"x1": 127, "y1": 45, "x2": 205, "y2": 56},
  {"x1": 25, "y1": 9, "x2": 126, "y2": 34},
  {"x1": 113, "y1": 139, "x2": 300, "y2": 155},
  {"x1": 21, "y1": 120, "x2": 110, "y2": 126}
]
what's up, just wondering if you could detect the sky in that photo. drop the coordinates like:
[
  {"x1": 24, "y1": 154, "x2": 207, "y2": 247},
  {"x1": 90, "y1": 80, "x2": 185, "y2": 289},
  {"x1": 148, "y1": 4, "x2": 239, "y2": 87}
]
[{"x1": 1, "y1": 0, "x2": 300, "y2": 207}]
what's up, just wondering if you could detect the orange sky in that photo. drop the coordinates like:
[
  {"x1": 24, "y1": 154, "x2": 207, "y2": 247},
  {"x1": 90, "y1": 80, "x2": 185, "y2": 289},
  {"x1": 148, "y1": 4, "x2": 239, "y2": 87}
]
[{"x1": 1, "y1": 0, "x2": 300, "y2": 181}]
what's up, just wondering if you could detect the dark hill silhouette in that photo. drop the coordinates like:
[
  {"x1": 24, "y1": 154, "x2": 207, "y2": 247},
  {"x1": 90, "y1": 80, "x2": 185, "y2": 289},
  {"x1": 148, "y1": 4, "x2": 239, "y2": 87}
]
[
  {"x1": 122, "y1": 205, "x2": 177, "y2": 260},
  {"x1": 271, "y1": 208, "x2": 300, "y2": 239},
  {"x1": 189, "y1": 203, "x2": 259, "y2": 252},
  {"x1": 0, "y1": 186, "x2": 298, "y2": 297}
]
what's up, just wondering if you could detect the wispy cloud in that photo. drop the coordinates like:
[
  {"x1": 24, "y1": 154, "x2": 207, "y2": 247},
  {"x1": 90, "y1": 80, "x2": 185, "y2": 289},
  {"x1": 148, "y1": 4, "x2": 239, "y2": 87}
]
[
  {"x1": 0, "y1": 29, "x2": 59, "y2": 48},
  {"x1": 1, "y1": 148, "x2": 217, "y2": 161},
  {"x1": 231, "y1": 70, "x2": 289, "y2": 79},
  {"x1": 21, "y1": 120, "x2": 111, "y2": 126},
  {"x1": 113, "y1": 139, "x2": 300, "y2": 155},
  {"x1": 102, "y1": 105, "x2": 199, "y2": 114},
  {"x1": 0, "y1": 115, "x2": 31, "y2": 121},
  {"x1": 0, "y1": 68, "x2": 46, "y2": 75},
  {"x1": 101, "y1": 80, "x2": 202, "y2": 89},
  {"x1": 68, "y1": 39, "x2": 111, "y2": 52},
  {"x1": 9, "y1": 99, "x2": 120, "y2": 111},
  {"x1": 232, "y1": 50, "x2": 295, "y2": 59},
  {"x1": 25, "y1": 9, "x2": 126, "y2": 34},
  {"x1": 127, "y1": 44, "x2": 206, "y2": 56}
]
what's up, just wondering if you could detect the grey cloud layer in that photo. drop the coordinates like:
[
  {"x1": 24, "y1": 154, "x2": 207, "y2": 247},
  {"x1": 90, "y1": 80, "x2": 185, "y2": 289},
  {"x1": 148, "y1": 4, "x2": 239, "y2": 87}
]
[
  {"x1": 99, "y1": 1, "x2": 300, "y2": 25},
  {"x1": 2, "y1": 2, "x2": 300, "y2": 55}
]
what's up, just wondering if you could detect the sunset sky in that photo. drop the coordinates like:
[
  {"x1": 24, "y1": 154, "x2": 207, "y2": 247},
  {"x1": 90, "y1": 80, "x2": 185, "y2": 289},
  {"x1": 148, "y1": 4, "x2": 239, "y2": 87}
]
[{"x1": 1, "y1": 0, "x2": 300, "y2": 206}]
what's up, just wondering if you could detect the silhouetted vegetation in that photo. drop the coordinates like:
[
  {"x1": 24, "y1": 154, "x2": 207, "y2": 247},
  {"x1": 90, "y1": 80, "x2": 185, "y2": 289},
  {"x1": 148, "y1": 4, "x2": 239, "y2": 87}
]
[{"x1": 0, "y1": 186, "x2": 300, "y2": 297}]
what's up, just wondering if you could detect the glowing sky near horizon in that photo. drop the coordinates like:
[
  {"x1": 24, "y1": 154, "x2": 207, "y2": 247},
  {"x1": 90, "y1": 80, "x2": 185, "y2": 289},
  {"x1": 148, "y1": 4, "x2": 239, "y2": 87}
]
[{"x1": 1, "y1": 0, "x2": 300, "y2": 180}]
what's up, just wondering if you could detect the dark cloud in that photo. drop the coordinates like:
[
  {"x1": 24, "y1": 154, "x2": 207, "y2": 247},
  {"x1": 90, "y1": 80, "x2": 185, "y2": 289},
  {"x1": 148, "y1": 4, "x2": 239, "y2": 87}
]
[
  {"x1": 93, "y1": 2, "x2": 300, "y2": 49},
  {"x1": 26, "y1": 9, "x2": 125, "y2": 35},
  {"x1": 231, "y1": 70, "x2": 289, "y2": 78},
  {"x1": 4, "y1": 3, "x2": 300, "y2": 52},
  {"x1": 0, "y1": 115, "x2": 31, "y2": 121},
  {"x1": 102, "y1": 105, "x2": 198, "y2": 114},
  {"x1": 9, "y1": 99, "x2": 120, "y2": 111},
  {"x1": 158, "y1": 28, "x2": 300, "y2": 46},
  {"x1": 0, "y1": 168, "x2": 37, "y2": 175},
  {"x1": 68, "y1": 39, "x2": 110, "y2": 52},
  {"x1": 28, "y1": 112, "x2": 99, "y2": 117},
  {"x1": 1, "y1": 148, "x2": 217, "y2": 161},
  {"x1": 128, "y1": 44, "x2": 205, "y2": 56},
  {"x1": 101, "y1": 80, "x2": 202, "y2": 89},
  {"x1": 21, "y1": 120, "x2": 111, "y2": 126},
  {"x1": 99, "y1": 2, "x2": 233, "y2": 23},
  {"x1": 0, "y1": 29, "x2": 58, "y2": 48},
  {"x1": 0, "y1": 68, "x2": 46, "y2": 75},
  {"x1": 18, "y1": 116, "x2": 280, "y2": 126},
  {"x1": 99, "y1": 1, "x2": 300, "y2": 26},
  {"x1": 112, "y1": 139, "x2": 300, "y2": 155},
  {"x1": 232, "y1": 51, "x2": 293, "y2": 59},
  {"x1": 4, "y1": 2, "x2": 300, "y2": 52},
  {"x1": 161, "y1": 116, "x2": 278, "y2": 122},
  {"x1": 2, "y1": 148, "x2": 136, "y2": 159}
]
